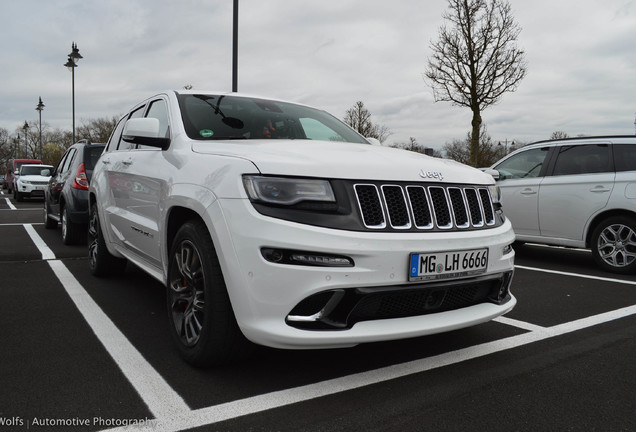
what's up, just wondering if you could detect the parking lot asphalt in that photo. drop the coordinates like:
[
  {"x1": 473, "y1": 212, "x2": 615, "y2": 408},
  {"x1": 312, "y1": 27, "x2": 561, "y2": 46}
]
[{"x1": 1, "y1": 191, "x2": 635, "y2": 432}]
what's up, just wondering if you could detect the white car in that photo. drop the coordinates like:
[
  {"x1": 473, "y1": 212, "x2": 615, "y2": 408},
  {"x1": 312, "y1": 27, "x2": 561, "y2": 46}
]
[
  {"x1": 14, "y1": 164, "x2": 53, "y2": 201},
  {"x1": 89, "y1": 91, "x2": 516, "y2": 366},
  {"x1": 486, "y1": 135, "x2": 636, "y2": 274}
]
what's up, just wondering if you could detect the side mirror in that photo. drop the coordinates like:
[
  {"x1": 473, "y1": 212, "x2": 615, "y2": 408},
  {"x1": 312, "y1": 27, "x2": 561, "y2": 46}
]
[
  {"x1": 366, "y1": 137, "x2": 382, "y2": 146},
  {"x1": 122, "y1": 118, "x2": 170, "y2": 150},
  {"x1": 483, "y1": 168, "x2": 500, "y2": 181}
]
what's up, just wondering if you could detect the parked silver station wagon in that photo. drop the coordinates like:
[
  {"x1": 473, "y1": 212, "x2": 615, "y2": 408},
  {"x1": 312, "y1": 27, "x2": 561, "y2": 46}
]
[{"x1": 486, "y1": 135, "x2": 636, "y2": 274}]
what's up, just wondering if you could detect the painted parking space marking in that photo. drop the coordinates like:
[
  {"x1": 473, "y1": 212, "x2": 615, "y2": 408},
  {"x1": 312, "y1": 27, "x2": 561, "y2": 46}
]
[
  {"x1": 25, "y1": 224, "x2": 190, "y2": 419},
  {"x1": 23, "y1": 223, "x2": 55, "y2": 260},
  {"x1": 48, "y1": 260, "x2": 190, "y2": 419},
  {"x1": 4, "y1": 197, "x2": 17, "y2": 209},
  {"x1": 21, "y1": 218, "x2": 636, "y2": 431},
  {"x1": 493, "y1": 316, "x2": 546, "y2": 332},
  {"x1": 103, "y1": 304, "x2": 636, "y2": 432},
  {"x1": 515, "y1": 264, "x2": 636, "y2": 286}
]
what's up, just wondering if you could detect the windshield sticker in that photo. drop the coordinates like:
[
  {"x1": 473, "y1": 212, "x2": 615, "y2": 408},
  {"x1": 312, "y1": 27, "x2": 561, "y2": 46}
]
[{"x1": 200, "y1": 129, "x2": 214, "y2": 138}]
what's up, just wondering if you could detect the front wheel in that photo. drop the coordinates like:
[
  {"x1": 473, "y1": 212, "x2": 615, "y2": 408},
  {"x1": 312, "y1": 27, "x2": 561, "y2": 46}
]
[
  {"x1": 167, "y1": 220, "x2": 252, "y2": 367},
  {"x1": 591, "y1": 216, "x2": 636, "y2": 274},
  {"x1": 88, "y1": 203, "x2": 126, "y2": 276}
]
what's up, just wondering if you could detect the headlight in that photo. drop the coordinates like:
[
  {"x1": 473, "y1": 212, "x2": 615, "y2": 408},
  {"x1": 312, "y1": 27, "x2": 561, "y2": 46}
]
[
  {"x1": 243, "y1": 175, "x2": 335, "y2": 205},
  {"x1": 488, "y1": 185, "x2": 501, "y2": 204},
  {"x1": 20, "y1": 180, "x2": 31, "y2": 185}
]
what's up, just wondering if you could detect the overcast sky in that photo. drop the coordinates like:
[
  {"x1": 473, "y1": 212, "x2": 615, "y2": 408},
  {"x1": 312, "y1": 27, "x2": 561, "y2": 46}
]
[{"x1": 1, "y1": 0, "x2": 635, "y2": 150}]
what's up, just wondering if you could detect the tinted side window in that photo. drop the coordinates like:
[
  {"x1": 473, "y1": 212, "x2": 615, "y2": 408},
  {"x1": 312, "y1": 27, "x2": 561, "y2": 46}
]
[
  {"x1": 614, "y1": 144, "x2": 636, "y2": 172},
  {"x1": 118, "y1": 106, "x2": 146, "y2": 150},
  {"x1": 135, "y1": 99, "x2": 170, "y2": 150},
  {"x1": 494, "y1": 147, "x2": 550, "y2": 180},
  {"x1": 106, "y1": 117, "x2": 126, "y2": 153},
  {"x1": 146, "y1": 99, "x2": 169, "y2": 138},
  {"x1": 55, "y1": 150, "x2": 71, "y2": 175},
  {"x1": 61, "y1": 148, "x2": 77, "y2": 174},
  {"x1": 552, "y1": 144, "x2": 611, "y2": 176},
  {"x1": 85, "y1": 146, "x2": 105, "y2": 170}
]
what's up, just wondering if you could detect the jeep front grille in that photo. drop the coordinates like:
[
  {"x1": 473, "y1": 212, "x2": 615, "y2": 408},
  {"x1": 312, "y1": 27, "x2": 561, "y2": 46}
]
[{"x1": 354, "y1": 183, "x2": 496, "y2": 231}]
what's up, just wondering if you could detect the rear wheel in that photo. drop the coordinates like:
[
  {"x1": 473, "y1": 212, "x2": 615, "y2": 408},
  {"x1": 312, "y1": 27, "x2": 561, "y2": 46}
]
[
  {"x1": 44, "y1": 201, "x2": 58, "y2": 229},
  {"x1": 591, "y1": 216, "x2": 636, "y2": 274},
  {"x1": 88, "y1": 203, "x2": 126, "y2": 276},
  {"x1": 62, "y1": 206, "x2": 84, "y2": 245},
  {"x1": 167, "y1": 220, "x2": 252, "y2": 367}
]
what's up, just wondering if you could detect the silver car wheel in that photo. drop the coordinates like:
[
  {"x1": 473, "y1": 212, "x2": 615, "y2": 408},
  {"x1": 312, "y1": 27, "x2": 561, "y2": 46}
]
[{"x1": 596, "y1": 223, "x2": 636, "y2": 268}]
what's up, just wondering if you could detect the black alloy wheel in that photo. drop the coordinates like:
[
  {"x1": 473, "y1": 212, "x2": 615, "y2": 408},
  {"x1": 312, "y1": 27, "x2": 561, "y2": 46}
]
[{"x1": 167, "y1": 220, "x2": 252, "y2": 367}]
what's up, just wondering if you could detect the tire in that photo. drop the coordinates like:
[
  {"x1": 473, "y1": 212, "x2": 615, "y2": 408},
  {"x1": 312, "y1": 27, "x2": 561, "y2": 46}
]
[
  {"x1": 88, "y1": 203, "x2": 126, "y2": 276},
  {"x1": 62, "y1": 206, "x2": 86, "y2": 245},
  {"x1": 591, "y1": 216, "x2": 636, "y2": 274},
  {"x1": 44, "y1": 202, "x2": 58, "y2": 229},
  {"x1": 167, "y1": 220, "x2": 253, "y2": 367}
]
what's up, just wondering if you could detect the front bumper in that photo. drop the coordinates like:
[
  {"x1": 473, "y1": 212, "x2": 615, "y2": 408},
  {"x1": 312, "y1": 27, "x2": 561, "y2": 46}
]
[
  {"x1": 18, "y1": 183, "x2": 46, "y2": 197},
  {"x1": 208, "y1": 198, "x2": 516, "y2": 349}
]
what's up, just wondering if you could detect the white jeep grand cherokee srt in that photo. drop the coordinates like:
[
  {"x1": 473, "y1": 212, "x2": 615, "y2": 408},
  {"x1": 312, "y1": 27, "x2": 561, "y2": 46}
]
[{"x1": 89, "y1": 91, "x2": 516, "y2": 366}]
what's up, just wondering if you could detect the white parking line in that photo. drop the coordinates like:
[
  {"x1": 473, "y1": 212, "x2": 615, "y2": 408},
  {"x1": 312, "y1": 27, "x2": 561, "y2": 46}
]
[
  {"x1": 493, "y1": 316, "x2": 546, "y2": 332},
  {"x1": 21, "y1": 222, "x2": 636, "y2": 432},
  {"x1": 48, "y1": 260, "x2": 191, "y2": 419},
  {"x1": 4, "y1": 197, "x2": 16, "y2": 210},
  {"x1": 515, "y1": 264, "x2": 636, "y2": 286},
  {"x1": 24, "y1": 225, "x2": 190, "y2": 418},
  {"x1": 103, "y1": 304, "x2": 636, "y2": 432},
  {"x1": 23, "y1": 224, "x2": 55, "y2": 260}
]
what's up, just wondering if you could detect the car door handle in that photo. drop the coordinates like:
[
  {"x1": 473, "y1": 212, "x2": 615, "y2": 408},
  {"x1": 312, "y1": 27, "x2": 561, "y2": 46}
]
[
  {"x1": 122, "y1": 158, "x2": 133, "y2": 166},
  {"x1": 520, "y1": 188, "x2": 537, "y2": 195},
  {"x1": 590, "y1": 186, "x2": 610, "y2": 193},
  {"x1": 102, "y1": 158, "x2": 111, "y2": 164}
]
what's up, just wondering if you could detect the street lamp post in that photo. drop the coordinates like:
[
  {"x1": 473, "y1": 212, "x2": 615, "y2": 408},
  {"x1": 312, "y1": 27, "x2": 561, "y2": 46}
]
[
  {"x1": 22, "y1": 121, "x2": 29, "y2": 158},
  {"x1": 35, "y1": 97, "x2": 45, "y2": 160},
  {"x1": 64, "y1": 42, "x2": 83, "y2": 144},
  {"x1": 232, "y1": 0, "x2": 238, "y2": 92}
]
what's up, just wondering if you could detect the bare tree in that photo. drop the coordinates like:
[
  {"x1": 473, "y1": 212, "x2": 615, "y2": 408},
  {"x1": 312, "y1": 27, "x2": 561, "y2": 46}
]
[
  {"x1": 390, "y1": 137, "x2": 440, "y2": 157},
  {"x1": 425, "y1": 0, "x2": 527, "y2": 166},
  {"x1": 550, "y1": 131, "x2": 569, "y2": 140},
  {"x1": 76, "y1": 116, "x2": 120, "y2": 143},
  {"x1": 442, "y1": 125, "x2": 508, "y2": 167},
  {"x1": 343, "y1": 101, "x2": 392, "y2": 143}
]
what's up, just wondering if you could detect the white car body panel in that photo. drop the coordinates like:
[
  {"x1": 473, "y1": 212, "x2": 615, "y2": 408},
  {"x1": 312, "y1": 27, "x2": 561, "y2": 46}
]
[{"x1": 90, "y1": 91, "x2": 516, "y2": 350}]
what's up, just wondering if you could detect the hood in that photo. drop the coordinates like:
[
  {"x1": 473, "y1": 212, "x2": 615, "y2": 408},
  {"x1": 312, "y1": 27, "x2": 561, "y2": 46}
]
[
  {"x1": 192, "y1": 140, "x2": 492, "y2": 185},
  {"x1": 19, "y1": 175, "x2": 51, "y2": 182}
]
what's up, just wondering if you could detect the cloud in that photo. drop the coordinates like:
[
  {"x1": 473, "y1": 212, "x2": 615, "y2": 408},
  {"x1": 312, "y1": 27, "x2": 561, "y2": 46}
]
[{"x1": 1, "y1": 0, "x2": 635, "y2": 149}]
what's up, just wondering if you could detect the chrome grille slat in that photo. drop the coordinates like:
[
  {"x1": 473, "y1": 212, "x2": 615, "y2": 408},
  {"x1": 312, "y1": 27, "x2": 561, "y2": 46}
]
[{"x1": 354, "y1": 183, "x2": 496, "y2": 231}]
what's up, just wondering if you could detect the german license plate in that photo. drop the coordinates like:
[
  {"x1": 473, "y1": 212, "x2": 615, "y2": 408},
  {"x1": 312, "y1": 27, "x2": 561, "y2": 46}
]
[{"x1": 409, "y1": 249, "x2": 488, "y2": 281}]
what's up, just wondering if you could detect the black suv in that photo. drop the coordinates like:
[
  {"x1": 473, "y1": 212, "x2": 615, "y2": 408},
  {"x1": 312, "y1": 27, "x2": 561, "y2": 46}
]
[{"x1": 45, "y1": 140, "x2": 105, "y2": 244}]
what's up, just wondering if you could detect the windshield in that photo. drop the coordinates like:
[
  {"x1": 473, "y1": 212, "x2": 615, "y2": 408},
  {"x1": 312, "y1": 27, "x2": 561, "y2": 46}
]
[
  {"x1": 177, "y1": 94, "x2": 368, "y2": 144},
  {"x1": 20, "y1": 165, "x2": 53, "y2": 176}
]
